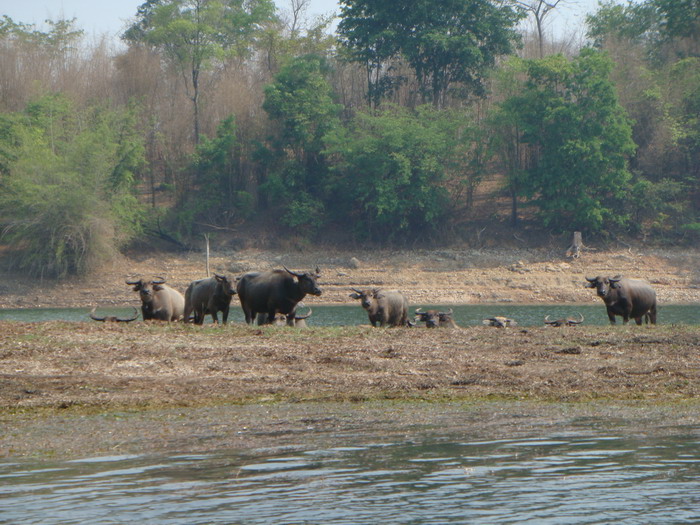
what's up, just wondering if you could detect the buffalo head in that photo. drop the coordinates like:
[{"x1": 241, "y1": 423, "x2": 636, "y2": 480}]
[
  {"x1": 126, "y1": 277, "x2": 166, "y2": 303},
  {"x1": 284, "y1": 265, "x2": 322, "y2": 296},
  {"x1": 349, "y1": 288, "x2": 378, "y2": 311},
  {"x1": 585, "y1": 275, "x2": 621, "y2": 298},
  {"x1": 214, "y1": 273, "x2": 237, "y2": 296}
]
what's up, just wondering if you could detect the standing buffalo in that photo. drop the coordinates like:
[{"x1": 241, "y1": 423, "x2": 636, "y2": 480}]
[
  {"x1": 414, "y1": 308, "x2": 457, "y2": 328},
  {"x1": 349, "y1": 288, "x2": 408, "y2": 327},
  {"x1": 89, "y1": 306, "x2": 139, "y2": 323},
  {"x1": 184, "y1": 274, "x2": 237, "y2": 325},
  {"x1": 544, "y1": 313, "x2": 584, "y2": 327},
  {"x1": 585, "y1": 275, "x2": 657, "y2": 325},
  {"x1": 483, "y1": 316, "x2": 517, "y2": 328},
  {"x1": 237, "y1": 266, "x2": 321, "y2": 325},
  {"x1": 126, "y1": 277, "x2": 185, "y2": 321}
]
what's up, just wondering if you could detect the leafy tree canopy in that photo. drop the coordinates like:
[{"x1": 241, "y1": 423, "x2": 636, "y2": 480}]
[
  {"x1": 0, "y1": 95, "x2": 145, "y2": 277},
  {"x1": 324, "y1": 105, "x2": 466, "y2": 241},
  {"x1": 500, "y1": 49, "x2": 636, "y2": 232},
  {"x1": 337, "y1": 0, "x2": 523, "y2": 107}
]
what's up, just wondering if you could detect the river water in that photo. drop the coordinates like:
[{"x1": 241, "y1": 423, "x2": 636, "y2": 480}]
[
  {"x1": 1, "y1": 303, "x2": 699, "y2": 326},
  {"x1": 2, "y1": 405, "x2": 700, "y2": 524}
]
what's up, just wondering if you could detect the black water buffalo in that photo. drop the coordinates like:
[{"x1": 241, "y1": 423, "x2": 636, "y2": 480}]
[
  {"x1": 414, "y1": 308, "x2": 457, "y2": 328},
  {"x1": 258, "y1": 306, "x2": 313, "y2": 327},
  {"x1": 544, "y1": 313, "x2": 584, "y2": 327},
  {"x1": 89, "y1": 306, "x2": 139, "y2": 323},
  {"x1": 184, "y1": 274, "x2": 237, "y2": 325},
  {"x1": 585, "y1": 275, "x2": 657, "y2": 325},
  {"x1": 237, "y1": 266, "x2": 321, "y2": 325},
  {"x1": 126, "y1": 277, "x2": 185, "y2": 321},
  {"x1": 349, "y1": 288, "x2": 408, "y2": 327},
  {"x1": 483, "y1": 316, "x2": 517, "y2": 328}
]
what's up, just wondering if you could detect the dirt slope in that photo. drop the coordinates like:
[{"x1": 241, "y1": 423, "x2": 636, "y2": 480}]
[{"x1": 1, "y1": 246, "x2": 699, "y2": 309}]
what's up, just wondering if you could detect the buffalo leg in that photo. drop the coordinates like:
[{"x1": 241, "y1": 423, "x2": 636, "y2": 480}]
[{"x1": 222, "y1": 307, "x2": 229, "y2": 324}]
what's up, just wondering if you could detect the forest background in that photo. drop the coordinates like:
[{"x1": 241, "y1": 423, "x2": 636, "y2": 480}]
[{"x1": 0, "y1": 0, "x2": 698, "y2": 279}]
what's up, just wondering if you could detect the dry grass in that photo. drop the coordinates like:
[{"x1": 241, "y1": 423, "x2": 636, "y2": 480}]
[{"x1": 2, "y1": 322, "x2": 699, "y2": 413}]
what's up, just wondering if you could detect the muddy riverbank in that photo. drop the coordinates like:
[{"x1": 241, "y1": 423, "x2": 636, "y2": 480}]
[{"x1": 2, "y1": 321, "x2": 699, "y2": 458}]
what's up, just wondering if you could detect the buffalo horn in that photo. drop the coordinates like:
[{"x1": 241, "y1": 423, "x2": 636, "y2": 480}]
[
  {"x1": 89, "y1": 306, "x2": 139, "y2": 322},
  {"x1": 585, "y1": 276, "x2": 596, "y2": 282},
  {"x1": 125, "y1": 279, "x2": 141, "y2": 285},
  {"x1": 282, "y1": 265, "x2": 303, "y2": 278},
  {"x1": 571, "y1": 312, "x2": 584, "y2": 324},
  {"x1": 89, "y1": 307, "x2": 106, "y2": 322},
  {"x1": 295, "y1": 307, "x2": 312, "y2": 320},
  {"x1": 415, "y1": 308, "x2": 424, "y2": 314},
  {"x1": 151, "y1": 276, "x2": 166, "y2": 285}
]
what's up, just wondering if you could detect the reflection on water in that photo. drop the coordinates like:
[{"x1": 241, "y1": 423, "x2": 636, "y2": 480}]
[
  {"x1": 2, "y1": 430, "x2": 700, "y2": 524},
  {"x1": 1, "y1": 303, "x2": 699, "y2": 326}
]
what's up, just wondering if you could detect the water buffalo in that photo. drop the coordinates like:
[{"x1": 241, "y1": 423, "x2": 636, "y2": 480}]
[
  {"x1": 349, "y1": 288, "x2": 408, "y2": 327},
  {"x1": 126, "y1": 277, "x2": 185, "y2": 322},
  {"x1": 483, "y1": 316, "x2": 517, "y2": 328},
  {"x1": 585, "y1": 275, "x2": 657, "y2": 325},
  {"x1": 258, "y1": 306, "x2": 313, "y2": 327},
  {"x1": 184, "y1": 274, "x2": 237, "y2": 325},
  {"x1": 89, "y1": 306, "x2": 139, "y2": 323},
  {"x1": 237, "y1": 266, "x2": 321, "y2": 325},
  {"x1": 414, "y1": 308, "x2": 457, "y2": 328},
  {"x1": 544, "y1": 313, "x2": 584, "y2": 327}
]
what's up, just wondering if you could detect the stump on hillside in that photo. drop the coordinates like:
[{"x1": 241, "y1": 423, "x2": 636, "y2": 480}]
[{"x1": 565, "y1": 231, "x2": 584, "y2": 259}]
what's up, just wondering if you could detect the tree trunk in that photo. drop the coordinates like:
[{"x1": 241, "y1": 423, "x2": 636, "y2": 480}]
[
  {"x1": 192, "y1": 67, "x2": 200, "y2": 145},
  {"x1": 565, "y1": 231, "x2": 583, "y2": 259}
]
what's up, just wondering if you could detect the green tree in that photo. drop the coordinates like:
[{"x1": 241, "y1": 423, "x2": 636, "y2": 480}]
[
  {"x1": 337, "y1": 0, "x2": 523, "y2": 108},
  {"x1": 656, "y1": 0, "x2": 700, "y2": 46},
  {"x1": 172, "y1": 115, "x2": 255, "y2": 236},
  {"x1": 488, "y1": 56, "x2": 529, "y2": 227},
  {"x1": 500, "y1": 49, "x2": 636, "y2": 232},
  {"x1": 124, "y1": 0, "x2": 277, "y2": 145},
  {"x1": 324, "y1": 105, "x2": 465, "y2": 242},
  {"x1": 0, "y1": 95, "x2": 145, "y2": 277},
  {"x1": 667, "y1": 57, "x2": 700, "y2": 234},
  {"x1": 260, "y1": 54, "x2": 341, "y2": 233}
]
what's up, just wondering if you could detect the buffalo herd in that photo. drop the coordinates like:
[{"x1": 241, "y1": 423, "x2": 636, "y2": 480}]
[{"x1": 90, "y1": 268, "x2": 659, "y2": 328}]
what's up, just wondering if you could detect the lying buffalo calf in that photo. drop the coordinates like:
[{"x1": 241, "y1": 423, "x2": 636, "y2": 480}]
[
  {"x1": 483, "y1": 316, "x2": 517, "y2": 328},
  {"x1": 544, "y1": 313, "x2": 584, "y2": 327},
  {"x1": 257, "y1": 306, "x2": 312, "y2": 327},
  {"x1": 414, "y1": 308, "x2": 457, "y2": 328},
  {"x1": 89, "y1": 306, "x2": 139, "y2": 323}
]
